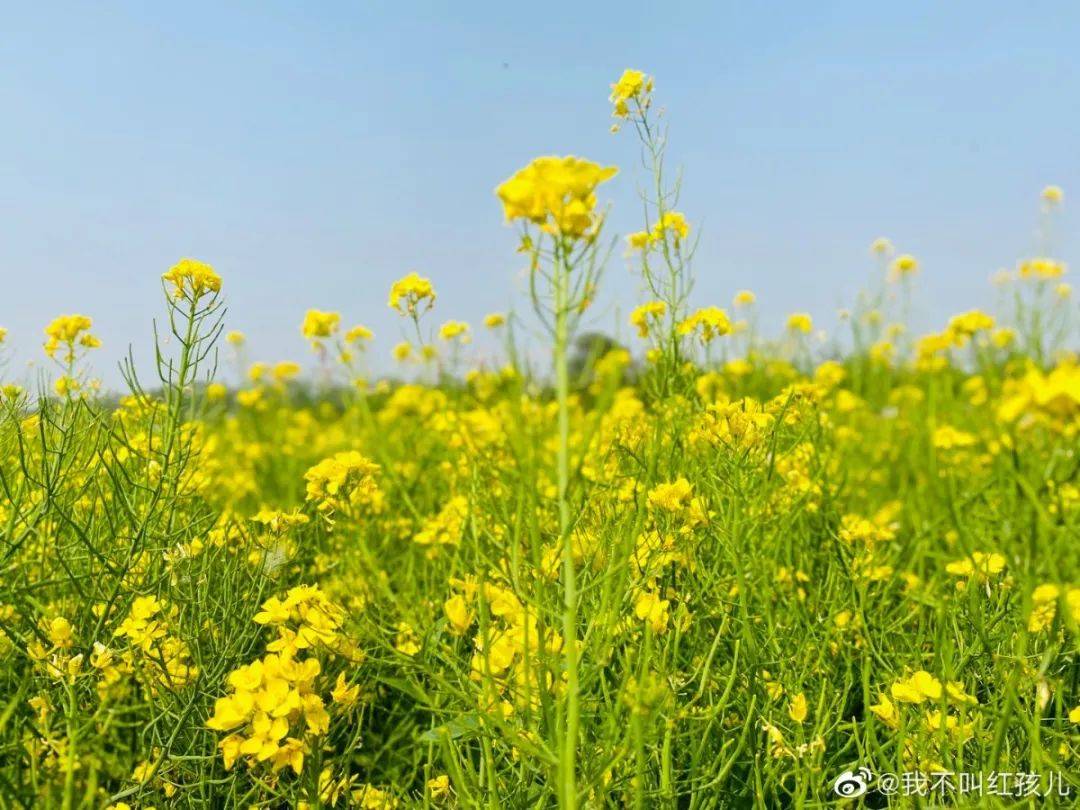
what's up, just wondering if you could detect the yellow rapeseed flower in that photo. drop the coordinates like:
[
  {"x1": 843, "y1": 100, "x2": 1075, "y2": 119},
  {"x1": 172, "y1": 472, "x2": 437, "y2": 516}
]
[
  {"x1": 1042, "y1": 185, "x2": 1064, "y2": 205},
  {"x1": 609, "y1": 68, "x2": 653, "y2": 119},
  {"x1": 495, "y1": 156, "x2": 617, "y2": 240},
  {"x1": 733, "y1": 290, "x2": 756, "y2": 307},
  {"x1": 629, "y1": 301, "x2": 667, "y2": 338},
  {"x1": 1018, "y1": 257, "x2": 1066, "y2": 280},
  {"x1": 870, "y1": 237, "x2": 894, "y2": 255},
  {"x1": 162, "y1": 258, "x2": 221, "y2": 301},
  {"x1": 786, "y1": 313, "x2": 813, "y2": 334},
  {"x1": 890, "y1": 254, "x2": 919, "y2": 279},
  {"x1": 388, "y1": 273, "x2": 436, "y2": 317},
  {"x1": 345, "y1": 325, "x2": 373, "y2": 343},
  {"x1": 43, "y1": 314, "x2": 98, "y2": 362},
  {"x1": 301, "y1": 310, "x2": 341, "y2": 341},
  {"x1": 678, "y1": 307, "x2": 732, "y2": 344},
  {"x1": 438, "y1": 321, "x2": 470, "y2": 343}
]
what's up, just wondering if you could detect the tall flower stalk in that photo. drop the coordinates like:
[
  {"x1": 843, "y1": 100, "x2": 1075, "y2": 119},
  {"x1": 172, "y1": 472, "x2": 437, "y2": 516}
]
[
  {"x1": 614, "y1": 70, "x2": 724, "y2": 394},
  {"x1": 496, "y1": 156, "x2": 616, "y2": 809}
]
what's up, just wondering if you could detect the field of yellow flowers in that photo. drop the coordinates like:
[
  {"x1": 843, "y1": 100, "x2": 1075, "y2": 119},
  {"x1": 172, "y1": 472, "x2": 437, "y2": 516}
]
[{"x1": 1, "y1": 70, "x2": 1079, "y2": 808}]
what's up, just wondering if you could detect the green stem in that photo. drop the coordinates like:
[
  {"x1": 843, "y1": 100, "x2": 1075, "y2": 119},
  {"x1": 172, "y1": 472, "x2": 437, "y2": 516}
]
[
  {"x1": 62, "y1": 683, "x2": 78, "y2": 810},
  {"x1": 554, "y1": 244, "x2": 578, "y2": 810}
]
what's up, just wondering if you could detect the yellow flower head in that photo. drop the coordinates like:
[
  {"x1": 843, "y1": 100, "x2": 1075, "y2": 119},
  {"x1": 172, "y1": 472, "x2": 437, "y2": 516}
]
[
  {"x1": 945, "y1": 551, "x2": 1006, "y2": 581},
  {"x1": 345, "y1": 325, "x2": 373, "y2": 343},
  {"x1": 786, "y1": 313, "x2": 813, "y2": 335},
  {"x1": 870, "y1": 237, "x2": 894, "y2": 255},
  {"x1": 301, "y1": 310, "x2": 341, "y2": 341},
  {"x1": 733, "y1": 290, "x2": 756, "y2": 307},
  {"x1": 427, "y1": 774, "x2": 451, "y2": 800},
  {"x1": 273, "y1": 361, "x2": 301, "y2": 382},
  {"x1": 388, "y1": 273, "x2": 436, "y2": 317},
  {"x1": 1018, "y1": 257, "x2": 1066, "y2": 280},
  {"x1": 610, "y1": 68, "x2": 653, "y2": 119},
  {"x1": 496, "y1": 156, "x2": 617, "y2": 240},
  {"x1": 787, "y1": 692, "x2": 808, "y2": 724},
  {"x1": 932, "y1": 424, "x2": 977, "y2": 451},
  {"x1": 869, "y1": 693, "x2": 900, "y2": 728},
  {"x1": 634, "y1": 589, "x2": 670, "y2": 634},
  {"x1": 629, "y1": 301, "x2": 667, "y2": 338},
  {"x1": 443, "y1": 594, "x2": 473, "y2": 634},
  {"x1": 44, "y1": 314, "x2": 98, "y2": 362},
  {"x1": 304, "y1": 451, "x2": 380, "y2": 513},
  {"x1": 226, "y1": 330, "x2": 246, "y2": 346},
  {"x1": 654, "y1": 211, "x2": 690, "y2": 242},
  {"x1": 946, "y1": 310, "x2": 995, "y2": 345},
  {"x1": 483, "y1": 313, "x2": 506, "y2": 328},
  {"x1": 1029, "y1": 583, "x2": 1061, "y2": 633},
  {"x1": 1042, "y1": 185, "x2": 1064, "y2": 206},
  {"x1": 438, "y1": 320, "x2": 470, "y2": 343},
  {"x1": 890, "y1": 254, "x2": 919, "y2": 279},
  {"x1": 162, "y1": 258, "x2": 222, "y2": 301},
  {"x1": 990, "y1": 327, "x2": 1016, "y2": 348},
  {"x1": 44, "y1": 314, "x2": 93, "y2": 345},
  {"x1": 678, "y1": 307, "x2": 732, "y2": 344},
  {"x1": 331, "y1": 673, "x2": 360, "y2": 708},
  {"x1": 890, "y1": 670, "x2": 942, "y2": 704},
  {"x1": 647, "y1": 477, "x2": 694, "y2": 513}
]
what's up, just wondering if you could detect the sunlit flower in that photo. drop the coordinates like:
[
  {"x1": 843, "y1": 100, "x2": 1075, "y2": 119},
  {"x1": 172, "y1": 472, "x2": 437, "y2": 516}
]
[
  {"x1": 678, "y1": 307, "x2": 732, "y2": 344},
  {"x1": 438, "y1": 320, "x2": 470, "y2": 343},
  {"x1": 610, "y1": 68, "x2": 653, "y2": 119},
  {"x1": 889, "y1": 254, "x2": 919, "y2": 279},
  {"x1": 388, "y1": 273, "x2": 436, "y2": 316},
  {"x1": 162, "y1": 258, "x2": 222, "y2": 301},
  {"x1": 302, "y1": 310, "x2": 341, "y2": 342},
  {"x1": 345, "y1": 325, "x2": 373, "y2": 343},
  {"x1": 43, "y1": 315, "x2": 99, "y2": 363},
  {"x1": 630, "y1": 301, "x2": 667, "y2": 338},
  {"x1": 733, "y1": 290, "x2": 756, "y2": 307},
  {"x1": 786, "y1": 313, "x2": 813, "y2": 334},
  {"x1": 870, "y1": 237, "x2": 894, "y2": 255},
  {"x1": 496, "y1": 156, "x2": 617, "y2": 240},
  {"x1": 1042, "y1": 185, "x2": 1064, "y2": 205}
]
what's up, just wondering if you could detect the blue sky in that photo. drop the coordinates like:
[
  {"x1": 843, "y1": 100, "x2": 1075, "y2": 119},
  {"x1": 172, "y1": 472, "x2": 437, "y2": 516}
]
[{"x1": 2, "y1": 1, "x2": 1078, "y2": 386}]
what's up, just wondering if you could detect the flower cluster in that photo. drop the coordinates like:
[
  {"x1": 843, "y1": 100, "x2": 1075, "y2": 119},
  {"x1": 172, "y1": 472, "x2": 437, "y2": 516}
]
[
  {"x1": 301, "y1": 309, "x2": 341, "y2": 343},
  {"x1": 629, "y1": 301, "x2": 667, "y2": 338},
  {"x1": 627, "y1": 211, "x2": 691, "y2": 250},
  {"x1": 206, "y1": 586, "x2": 354, "y2": 776},
  {"x1": 677, "y1": 307, "x2": 732, "y2": 345},
  {"x1": 207, "y1": 652, "x2": 326, "y2": 773},
  {"x1": 387, "y1": 272, "x2": 436, "y2": 317},
  {"x1": 496, "y1": 156, "x2": 617, "y2": 239},
  {"x1": 609, "y1": 68, "x2": 653, "y2": 119},
  {"x1": 303, "y1": 451, "x2": 381, "y2": 515},
  {"x1": 112, "y1": 596, "x2": 198, "y2": 692},
  {"x1": 43, "y1": 314, "x2": 99, "y2": 364},
  {"x1": 162, "y1": 258, "x2": 222, "y2": 301}
]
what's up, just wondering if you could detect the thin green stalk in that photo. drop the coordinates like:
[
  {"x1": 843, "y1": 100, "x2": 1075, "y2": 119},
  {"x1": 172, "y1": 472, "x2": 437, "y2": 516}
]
[{"x1": 554, "y1": 242, "x2": 579, "y2": 810}]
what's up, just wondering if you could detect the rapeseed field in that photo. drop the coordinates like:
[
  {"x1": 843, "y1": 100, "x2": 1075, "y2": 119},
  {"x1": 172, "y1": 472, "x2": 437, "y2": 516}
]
[{"x1": 1, "y1": 70, "x2": 1078, "y2": 808}]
